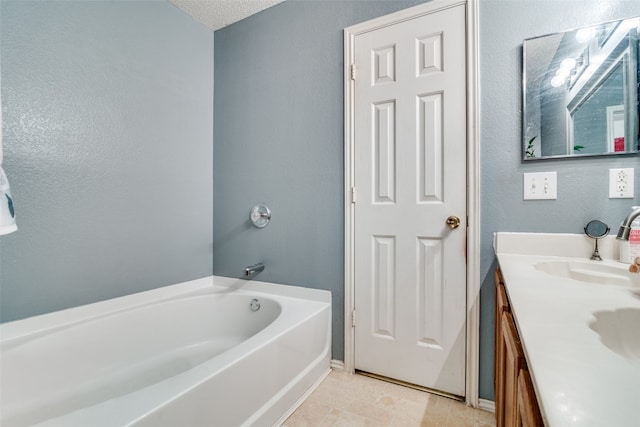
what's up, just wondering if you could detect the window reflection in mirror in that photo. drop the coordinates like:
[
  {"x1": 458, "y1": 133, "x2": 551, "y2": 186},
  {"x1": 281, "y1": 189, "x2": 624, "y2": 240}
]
[{"x1": 523, "y1": 16, "x2": 640, "y2": 160}]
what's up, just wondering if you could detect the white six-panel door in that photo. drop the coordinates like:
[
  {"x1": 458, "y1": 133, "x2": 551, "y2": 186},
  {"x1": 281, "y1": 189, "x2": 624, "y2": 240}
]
[{"x1": 353, "y1": 3, "x2": 467, "y2": 396}]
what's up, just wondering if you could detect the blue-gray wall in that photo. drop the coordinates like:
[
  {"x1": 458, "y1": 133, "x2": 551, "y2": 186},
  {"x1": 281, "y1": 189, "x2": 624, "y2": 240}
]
[
  {"x1": 480, "y1": 0, "x2": 640, "y2": 399},
  {"x1": 213, "y1": 0, "x2": 424, "y2": 364},
  {"x1": 0, "y1": 1, "x2": 214, "y2": 322}
]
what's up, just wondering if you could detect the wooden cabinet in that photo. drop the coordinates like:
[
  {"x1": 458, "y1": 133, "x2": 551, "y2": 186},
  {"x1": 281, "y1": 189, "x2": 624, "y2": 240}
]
[
  {"x1": 494, "y1": 269, "x2": 509, "y2": 427},
  {"x1": 502, "y1": 311, "x2": 526, "y2": 426},
  {"x1": 495, "y1": 268, "x2": 544, "y2": 427},
  {"x1": 517, "y1": 367, "x2": 544, "y2": 427}
]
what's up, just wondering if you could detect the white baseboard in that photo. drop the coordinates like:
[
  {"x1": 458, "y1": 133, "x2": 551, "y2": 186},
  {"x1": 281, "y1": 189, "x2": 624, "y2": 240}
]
[
  {"x1": 478, "y1": 398, "x2": 495, "y2": 413},
  {"x1": 330, "y1": 359, "x2": 345, "y2": 371}
]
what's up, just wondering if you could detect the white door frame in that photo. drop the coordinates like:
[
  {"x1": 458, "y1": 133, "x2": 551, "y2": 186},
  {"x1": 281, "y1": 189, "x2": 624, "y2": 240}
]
[{"x1": 343, "y1": 0, "x2": 480, "y2": 407}]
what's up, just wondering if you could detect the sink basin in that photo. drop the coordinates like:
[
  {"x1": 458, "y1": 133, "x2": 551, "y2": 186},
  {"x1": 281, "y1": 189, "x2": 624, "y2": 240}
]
[
  {"x1": 590, "y1": 308, "x2": 640, "y2": 365},
  {"x1": 534, "y1": 260, "x2": 640, "y2": 287}
]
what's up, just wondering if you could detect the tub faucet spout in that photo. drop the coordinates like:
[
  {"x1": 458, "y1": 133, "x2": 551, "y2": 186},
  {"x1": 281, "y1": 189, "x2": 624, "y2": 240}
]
[
  {"x1": 244, "y1": 263, "x2": 264, "y2": 277},
  {"x1": 616, "y1": 207, "x2": 640, "y2": 240}
]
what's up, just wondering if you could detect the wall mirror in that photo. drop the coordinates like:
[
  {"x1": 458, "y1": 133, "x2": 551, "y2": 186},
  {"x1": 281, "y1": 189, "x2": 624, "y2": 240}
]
[{"x1": 523, "y1": 16, "x2": 640, "y2": 160}]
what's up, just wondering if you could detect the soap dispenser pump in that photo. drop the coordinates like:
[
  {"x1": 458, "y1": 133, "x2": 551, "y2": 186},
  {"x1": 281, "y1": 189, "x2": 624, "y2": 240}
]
[{"x1": 618, "y1": 206, "x2": 640, "y2": 264}]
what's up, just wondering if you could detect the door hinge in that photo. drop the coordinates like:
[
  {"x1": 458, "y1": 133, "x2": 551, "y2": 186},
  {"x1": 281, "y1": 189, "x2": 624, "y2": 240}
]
[
  {"x1": 350, "y1": 64, "x2": 357, "y2": 81},
  {"x1": 352, "y1": 310, "x2": 356, "y2": 327},
  {"x1": 351, "y1": 187, "x2": 357, "y2": 204}
]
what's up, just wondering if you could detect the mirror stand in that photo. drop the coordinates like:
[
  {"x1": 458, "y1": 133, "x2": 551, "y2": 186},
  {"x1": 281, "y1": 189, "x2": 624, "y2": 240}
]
[{"x1": 584, "y1": 220, "x2": 610, "y2": 261}]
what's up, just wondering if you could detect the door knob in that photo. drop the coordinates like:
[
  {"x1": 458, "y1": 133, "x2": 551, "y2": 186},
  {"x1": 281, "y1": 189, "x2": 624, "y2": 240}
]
[{"x1": 446, "y1": 215, "x2": 461, "y2": 229}]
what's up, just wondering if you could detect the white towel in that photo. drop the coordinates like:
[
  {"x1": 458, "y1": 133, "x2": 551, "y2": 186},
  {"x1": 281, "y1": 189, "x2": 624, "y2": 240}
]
[
  {"x1": 0, "y1": 166, "x2": 17, "y2": 235},
  {"x1": 0, "y1": 89, "x2": 18, "y2": 235}
]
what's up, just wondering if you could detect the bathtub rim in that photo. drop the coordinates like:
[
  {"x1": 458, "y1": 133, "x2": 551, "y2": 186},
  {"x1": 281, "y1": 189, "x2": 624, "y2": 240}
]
[{"x1": 0, "y1": 275, "x2": 331, "y2": 343}]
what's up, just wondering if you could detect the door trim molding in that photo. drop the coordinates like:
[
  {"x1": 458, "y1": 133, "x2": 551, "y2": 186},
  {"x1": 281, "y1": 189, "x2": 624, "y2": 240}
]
[{"x1": 343, "y1": 0, "x2": 480, "y2": 407}]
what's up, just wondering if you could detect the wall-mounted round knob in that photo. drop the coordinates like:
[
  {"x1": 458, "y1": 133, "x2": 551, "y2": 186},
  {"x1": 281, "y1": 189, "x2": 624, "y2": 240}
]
[{"x1": 250, "y1": 204, "x2": 271, "y2": 228}]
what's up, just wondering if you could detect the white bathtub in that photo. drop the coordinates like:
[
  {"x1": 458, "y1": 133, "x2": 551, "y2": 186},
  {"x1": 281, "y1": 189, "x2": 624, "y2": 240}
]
[{"x1": 0, "y1": 276, "x2": 331, "y2": 426}]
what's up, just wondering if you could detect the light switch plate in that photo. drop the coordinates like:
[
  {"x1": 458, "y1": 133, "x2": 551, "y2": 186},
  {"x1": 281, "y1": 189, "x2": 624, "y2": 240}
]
[
  {"x1": 609, "y1": 168, "x2": 634, "y2": 198},
  {"x1": 523, "y1": 172, "x2": 557, "y2": 200}
]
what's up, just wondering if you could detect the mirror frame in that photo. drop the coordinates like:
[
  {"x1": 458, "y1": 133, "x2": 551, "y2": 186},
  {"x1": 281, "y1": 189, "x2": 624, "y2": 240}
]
[{"x1": 522, "y1": 17, "x2": 640, "y2": 161}]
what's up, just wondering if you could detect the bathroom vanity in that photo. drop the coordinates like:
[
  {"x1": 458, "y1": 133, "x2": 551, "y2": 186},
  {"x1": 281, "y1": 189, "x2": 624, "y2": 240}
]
[{"x1": 494, "y1": 232, "x2": 640, "y2": 427}]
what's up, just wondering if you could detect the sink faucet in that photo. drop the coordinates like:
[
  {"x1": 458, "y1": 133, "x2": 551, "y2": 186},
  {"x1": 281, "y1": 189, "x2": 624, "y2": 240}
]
[{"x1": 616, "y1": 207, "x2": 640, "y2": 240}]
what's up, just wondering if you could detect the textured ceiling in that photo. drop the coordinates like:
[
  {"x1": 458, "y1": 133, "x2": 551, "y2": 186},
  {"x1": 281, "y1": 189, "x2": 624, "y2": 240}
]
[{"x1": 170, "y1": 0, "x2": 286, "y2": 31}]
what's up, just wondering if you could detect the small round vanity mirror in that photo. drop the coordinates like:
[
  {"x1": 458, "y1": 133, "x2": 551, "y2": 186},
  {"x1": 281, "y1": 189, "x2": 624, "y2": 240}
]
[
  {"x1": 584, "y1": 220, "x2": 610, "y2": 261},
  {"x1": 584, "y1": 220, "x2": 610, "y2": 239}
]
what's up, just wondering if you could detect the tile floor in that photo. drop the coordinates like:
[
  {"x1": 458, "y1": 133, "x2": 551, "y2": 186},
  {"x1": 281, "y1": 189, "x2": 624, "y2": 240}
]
[{"x1": 283, "y1": 371, "x2": 495, "y2": 427}]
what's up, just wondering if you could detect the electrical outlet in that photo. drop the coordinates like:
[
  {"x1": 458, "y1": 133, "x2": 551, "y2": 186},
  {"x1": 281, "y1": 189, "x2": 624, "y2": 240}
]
[
  {"x1": 523, "y1": 172, "x2": 557, "y2": 200},
  {"x1": 609, "y1": 168, "x2": 634, "y2": 198}
]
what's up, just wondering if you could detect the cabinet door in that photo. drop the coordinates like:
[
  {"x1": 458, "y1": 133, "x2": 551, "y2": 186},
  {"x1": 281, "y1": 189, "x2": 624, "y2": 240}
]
[
  {"x1": 516, "y1": 368, "x2": 544, "y2": 427},
  {"x1": 495, "y1": 269, "x2": 510, "y2": 427},
  {"x1": 502, "y1": 311, "x2": 526, "y2": 427}
]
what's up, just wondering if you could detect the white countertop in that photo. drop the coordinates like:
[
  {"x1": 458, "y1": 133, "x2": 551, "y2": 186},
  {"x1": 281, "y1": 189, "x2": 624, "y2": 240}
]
[{"x1": 494, "y1": 232, "x2": 640, "y2": 427}]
